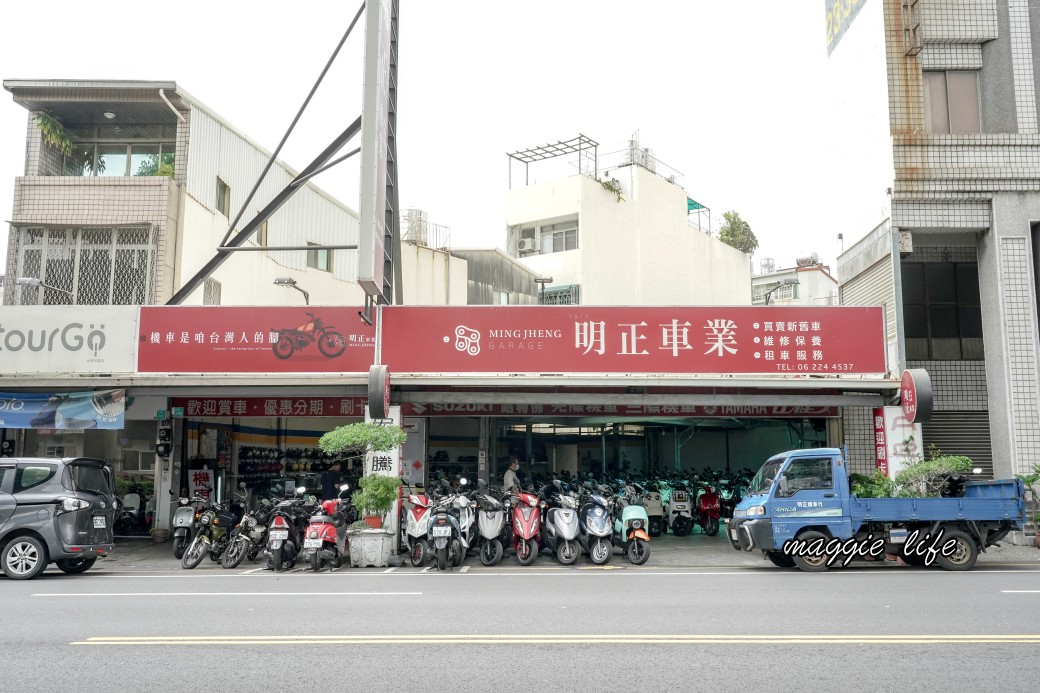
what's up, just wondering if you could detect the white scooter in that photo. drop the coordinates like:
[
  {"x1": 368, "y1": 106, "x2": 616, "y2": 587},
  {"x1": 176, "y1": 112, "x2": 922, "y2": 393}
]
[
  {"x1": 666, "y1": 482, "x2": 694, "y2": 536},
  {"x1": 475, "y1": 483, "x2": 508, "y2": 566},
  {"x1": 171, "y1": 494, "x2": 204, "y2": 559},
  {"x1": 402, "y1": 484, "x2": 433, "y2": 567}
]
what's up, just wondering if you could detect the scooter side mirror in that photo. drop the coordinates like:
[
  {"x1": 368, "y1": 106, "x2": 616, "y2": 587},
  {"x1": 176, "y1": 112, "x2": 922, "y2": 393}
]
[
  {"x1": 239, "y1": 482, "x2": 247, "y2": 489},
  {"x1": 295, "y1": 486, "x2": 307, "y2": 495},
  {"x1": 339, "y1": 483, "x2": 351, "y2": 491},
  {"x1": 169, "y1": 489, "x2": 174, "y2": 496},
  {"x1": 459, "y1": 478, "x2": 468, "y2": 487}
]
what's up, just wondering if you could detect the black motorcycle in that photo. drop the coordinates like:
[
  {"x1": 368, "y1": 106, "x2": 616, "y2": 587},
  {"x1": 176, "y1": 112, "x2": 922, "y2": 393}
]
[
  {"x1": 264, "y1": 487, "x2": 317, "y2": 572},
  {"x1": 180, "y1": 495, "x2": 245, "y2": 569}
]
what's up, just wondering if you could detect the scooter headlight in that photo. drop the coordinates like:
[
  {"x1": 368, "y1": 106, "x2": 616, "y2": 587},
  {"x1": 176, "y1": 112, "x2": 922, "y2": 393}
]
[{"x1": 630, "y1": 519, "x2": 643, "y2": 530}]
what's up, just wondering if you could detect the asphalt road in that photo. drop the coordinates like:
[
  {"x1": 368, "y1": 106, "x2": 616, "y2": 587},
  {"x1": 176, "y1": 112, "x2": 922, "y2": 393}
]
[{"x1": 3, "y1": 562, "x2": 1040, "y2": 693}]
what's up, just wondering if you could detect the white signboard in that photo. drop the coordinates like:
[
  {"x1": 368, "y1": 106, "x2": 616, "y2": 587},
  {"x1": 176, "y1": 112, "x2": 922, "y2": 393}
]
[
  {"x1": 0, "y1": 306, "x2": 137, "y2": 374},
  {"x1": 401, "y1": 417, "x2": 426, "y2": 490},
  {"x1": 880, "y1": 405, "x2": 922, "y2": 480},
  {"x1": 364, "y1": 404, "x2": 402, "y2": 478}
]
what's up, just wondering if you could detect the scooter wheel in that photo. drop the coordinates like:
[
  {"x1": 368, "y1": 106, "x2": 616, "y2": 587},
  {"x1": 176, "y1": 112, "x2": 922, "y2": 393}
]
[
  {"x1": 589, "y1": 538, "x2": 612, "y2": 565},
  {"x1": 705, "y1": 517, "x2": 720, "y2": 537},
  {"x1": 626, "y1": 539, "x2": 650, "y2": 566},
  {"x1": 410, "y1": 541, "x2": 427, "y2": 568},
  {"x1": 516, "y1": 538, "x2": 538, "y2": 566},
  {"x1": 648, "y1": 518, "x2": 663, "y2": 537},
  {"x1": 436, "y1": 546, "x2": 448, "y2": 571},
  {"x1": 479, "y1": 539, "x2": 503, "y2": 567},
  {"x1": 556, "y1": 540, "x2": 579, "y2": 566}
]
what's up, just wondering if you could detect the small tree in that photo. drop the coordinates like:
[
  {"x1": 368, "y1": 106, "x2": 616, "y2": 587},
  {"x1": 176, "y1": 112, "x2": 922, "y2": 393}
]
[
  {"x1": 1014, "y1": 463, "x2": 1040, "y2": 530},
  {"x1": 717, "y1": 210, "x2": 760, "y2": 255},
  {"x1": 319, "y1": 421, "x2": 407, "y2": 525}
]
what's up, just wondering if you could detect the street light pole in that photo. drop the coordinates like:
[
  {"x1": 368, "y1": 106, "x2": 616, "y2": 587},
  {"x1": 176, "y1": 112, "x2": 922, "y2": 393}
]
[
  {"x1": 15, "y1": 277, "x2": 76, "y2": 304},
  {"x1": 534, "y1": 276, "x2": 553, "y2": 305},
  {"x1": 763, "y1": 278, "x2": 800, "y2": 305},
  {"x1": 274, "y1": 277, "x2": 310, "y2": 305}
]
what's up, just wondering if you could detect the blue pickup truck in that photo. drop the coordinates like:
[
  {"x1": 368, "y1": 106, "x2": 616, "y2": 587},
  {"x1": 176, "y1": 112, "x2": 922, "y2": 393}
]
[{"x1": 727, "y1": 448, "x2": 1026, "y2": 572}]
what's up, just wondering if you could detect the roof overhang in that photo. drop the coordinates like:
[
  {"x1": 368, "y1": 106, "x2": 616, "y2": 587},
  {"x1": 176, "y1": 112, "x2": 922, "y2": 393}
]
[{"x1": 4, "y1": 79, "x2": 187, "y2": 126}]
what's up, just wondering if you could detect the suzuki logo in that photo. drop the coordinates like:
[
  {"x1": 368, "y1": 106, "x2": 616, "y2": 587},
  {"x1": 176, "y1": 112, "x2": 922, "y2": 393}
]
[
  {"x1": 445, "y1": 325, "x2": 481, "y2": 356},
  {"x1": 410, "y1": 403, "x2": 427, "y2": 415}
]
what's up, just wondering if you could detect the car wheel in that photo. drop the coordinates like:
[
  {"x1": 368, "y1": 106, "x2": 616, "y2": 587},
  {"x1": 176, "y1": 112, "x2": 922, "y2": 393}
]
[{"x1": 2, "y1": 536, "x2": 48, "y2": 580}]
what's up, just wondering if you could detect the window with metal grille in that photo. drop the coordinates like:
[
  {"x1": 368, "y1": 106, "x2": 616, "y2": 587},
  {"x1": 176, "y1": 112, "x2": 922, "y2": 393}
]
[
  {"x1": 541, "y1": 285, "x2": 580, "y2": 305},
  {"x1": 14, "y1": 226, "x2": 156, "y2": 305},
  {"x1": 203, "y1": 278, "x2": 222, "y2": 306},
  {"x1": 306, "y1": 242, "x2": 332, "y2": 272},
  {"x1": 901, "y1": 262, "x2": 983, "y2": 360}
]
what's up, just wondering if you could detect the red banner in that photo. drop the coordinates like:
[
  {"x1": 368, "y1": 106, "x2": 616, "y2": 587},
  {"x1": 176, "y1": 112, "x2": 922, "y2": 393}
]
[
  {"x1": 400, "y1": 403, "x2": 839, "y2": 418},
  {"x1": 873, "y1": 407, "x2": 888, "y2": 475},
  {"x1": 171, "y1": 397, "x2": 367, "y2": 418},
  {"x1": 138, "y1": 307, "x2": 374, "y2": 373},
  {"x1": 167, "y1": 397, "x2": 838, "y2": 419},
  {"x1": 380, "y1": 306, "x2": 887, "y2": 375}
]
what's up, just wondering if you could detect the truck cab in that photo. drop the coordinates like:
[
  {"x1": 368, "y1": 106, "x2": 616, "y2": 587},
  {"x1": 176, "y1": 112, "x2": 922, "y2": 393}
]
[{"x1": 727, "y1": 448, "x2": 849, "y2": 554}]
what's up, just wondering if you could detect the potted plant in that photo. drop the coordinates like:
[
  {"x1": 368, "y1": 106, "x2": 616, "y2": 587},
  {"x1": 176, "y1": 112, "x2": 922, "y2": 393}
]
[
  {"x1": 318, "y1": 421, "x2": 407, "y2": 567},
  {"x1": 1013, "y1": 464, "x2": 1040, "y2": 548}
]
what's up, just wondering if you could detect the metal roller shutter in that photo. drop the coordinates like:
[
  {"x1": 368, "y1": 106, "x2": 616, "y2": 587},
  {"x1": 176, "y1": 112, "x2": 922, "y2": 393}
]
[{"x1": 921, "y1": 411, "x2": 993, "y2": 478}]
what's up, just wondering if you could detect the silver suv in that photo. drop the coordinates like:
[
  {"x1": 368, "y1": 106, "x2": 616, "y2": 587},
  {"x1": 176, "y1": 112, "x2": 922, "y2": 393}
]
[{"x1": 0, "y1": 457, "x2": 116, "y2": 580}]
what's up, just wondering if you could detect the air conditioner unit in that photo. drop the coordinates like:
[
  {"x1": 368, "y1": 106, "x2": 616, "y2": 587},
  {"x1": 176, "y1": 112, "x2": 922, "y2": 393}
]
[{"x1": 518, "y1": 239, "x2": 537, "y2": 253}]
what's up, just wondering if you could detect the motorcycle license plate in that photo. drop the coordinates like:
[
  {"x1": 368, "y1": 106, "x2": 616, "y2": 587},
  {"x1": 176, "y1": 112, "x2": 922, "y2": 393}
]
[
  {"x1": 304, "y1": 538, "x2": 322, "y2": 548},
  {"x1": 93, "y1": 516, "x2": 106, "y2": 529},
  {"x1": 269, "y1": 530, "x2": 289, "y2": 540},
  {"x1": 432, "y1": 526, "x2": 451, "y2": 537}
]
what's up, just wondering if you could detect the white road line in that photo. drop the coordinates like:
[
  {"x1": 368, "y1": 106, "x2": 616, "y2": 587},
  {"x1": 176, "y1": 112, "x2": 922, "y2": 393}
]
[
  {"x1": 420, "y1": 566, "x2": 432, "y2": 574},
  {"x1": 32, "y1": 592, "x2": 422, "y2": 598},
  {"x1": 239, "y1": 568, "x2": 265, "y2": 575},
  {"x1": 1001, "y1": 590, "x2": 1040, "y2": 593},
  {"x1": 383, "y1": 567, "x2": 396, "y2": 573},
  {"x1": 459, "y1": 566, "x2": 470, "y2": 573}
]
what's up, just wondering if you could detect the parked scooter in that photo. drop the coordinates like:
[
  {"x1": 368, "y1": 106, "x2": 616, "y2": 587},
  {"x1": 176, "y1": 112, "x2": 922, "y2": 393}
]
[
  {"x1": 696, "y1": 483, "x2": 721, "y2": 536},
  {"x1": 301, "y1": 484, "x2": 353, "y2": 572},
  {"x1": 428, "y1": 479, "x2": 470, "y2": 571},
  {"x1": 510, "y1": 486, "x2": 544, "y2": 566},
  {"x1": 264, "y1": 487, "x2": 316, "y2": 572},
  {"x1": 541, "y1": 482, "x2": 581, "y2": 565},
  {"x1": 577, "y1": 484, "x2": 613, "y2": 565},
  {"x1": 171, "y1": 493, "x2": 206, "y2": 559},
  {"x1": 637, "y1": 483, "x2": 665, "y2": 537},
  {"x1": 666, "y1": 482, "x2": 694, "y2": 536},
  {"x1": 474, "y1": 483, "x2": 509, "y2": 567},
  {"x1": 222, "y1": 498, "x2": 272, "y2": 568},
  {"x1": 180, "y1": 494, "x2": 244, "y2": 569},
  {"x1": 403, "y1": 484, "x2": 434, "y2": 568},
  {"x1": 612, "y1": 490, "x2": 651, "y2": 565}
]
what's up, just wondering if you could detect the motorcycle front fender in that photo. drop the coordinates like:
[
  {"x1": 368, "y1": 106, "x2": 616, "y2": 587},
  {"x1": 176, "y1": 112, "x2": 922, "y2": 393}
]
[
  {"x1": 173, "y1": 528, "x2": 189, "y2": 539},
  {"x1": 628, "y1": 529, "x2": 651, "y2": 542}
]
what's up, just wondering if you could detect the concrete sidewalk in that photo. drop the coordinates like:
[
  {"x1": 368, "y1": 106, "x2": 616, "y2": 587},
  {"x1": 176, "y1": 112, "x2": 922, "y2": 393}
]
[{"x1": 101, "y1": 527, "x2": 1040, "y2": 572}]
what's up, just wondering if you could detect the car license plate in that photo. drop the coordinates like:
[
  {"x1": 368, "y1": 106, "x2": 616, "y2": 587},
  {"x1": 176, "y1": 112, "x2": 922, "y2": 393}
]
[
  {"x1": 93, "y1": 516, "x2": 106, "y2": 529},
  {"x1": 432, "y1": 526, "x2": 451, "y2": 537},
  {"x1": 304, "y1": 538, "x2": 322, "y2": 548},
  {"x1": 729, "y1": 528, "x2": 738, "y2": 540},
  {"x1": 269, "y1": 530, "x2": 289, "y2": 540}
]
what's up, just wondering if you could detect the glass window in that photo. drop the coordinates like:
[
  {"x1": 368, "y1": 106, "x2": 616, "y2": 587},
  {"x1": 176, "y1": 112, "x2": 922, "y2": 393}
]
[
  {"x1": 14, "y1": 464, "x2": 57, "y2": 493},
  {"x1": 97, "y1": 144, "x2": 128, "y2": 176},
  {"x1": 307, "y1": 242, "x2": 331, "y2": 272},
  {"x1": 902, "y1": 305, "x2": 928, "y2": 338},
  {"x1": 778, "y1": 457, "x2": 833, "y2": 496},
  {"x1": 130, "y1": 144, "x2": 161, "y2": 176},
  {"x1": 901, "y1": 260, "x2": 982, "y2": 360},
  {"x1": 64, "y1": 462, "x2": 113, "y2": 496},
  {"x1": 924, "y1": 71, "x2": 980, "y2": 134},
  {"x1": 901, "y1": 263, "x2": 925, "y2": 303},
  {"x1": 64, "y1": 143, "x2": 95, "y2": 176},
  {"x1": 0, "y1": 467, "x2": 9, "y2": 489},
  {"x1": 925, "y1": 264, "x2": 956, "y2": 302},
  {"x1": 216, "y1": 178, "x2": 230, "y2": 217}
]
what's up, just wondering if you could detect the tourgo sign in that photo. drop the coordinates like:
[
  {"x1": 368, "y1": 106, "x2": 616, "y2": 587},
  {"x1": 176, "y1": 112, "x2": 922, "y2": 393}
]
[{"x1": 0, "y1": 306, "x2": 137, "y2": 374}]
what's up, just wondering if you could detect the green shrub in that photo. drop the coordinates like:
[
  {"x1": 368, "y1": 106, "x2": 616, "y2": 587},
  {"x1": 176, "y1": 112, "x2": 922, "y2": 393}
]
[
  {"x1": 353, "y1": 474, "x2": 402, "y2": 516},
  {"x1": 894, "y1": 455, "x2": 973, "y2": 497},
  {"x1": 850, "y1": 470, "x2": 895, "y2": 498}
]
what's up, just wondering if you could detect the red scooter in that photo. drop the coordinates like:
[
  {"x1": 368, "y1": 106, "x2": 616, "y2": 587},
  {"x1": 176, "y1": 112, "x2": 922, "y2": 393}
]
[
  {"x1": 301, "y1": 485, "x2": 354, "y2": 571},
  {"x1": 510, "y1": 489, "x2": 543, "y2": 566},
  {"x1": 697, "y1": 484, "x2": 721, "y2": 536}
]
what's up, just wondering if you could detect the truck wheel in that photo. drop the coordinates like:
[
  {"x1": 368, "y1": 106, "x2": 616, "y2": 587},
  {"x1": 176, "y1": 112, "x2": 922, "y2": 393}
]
[
  {"x1": 765, "y1": 551, "x2": 796, "y2": 568},
  {"x1": 791, "y1": 530, "x2": 830, "y2": 572},
  {"x1": 935, "y1": 529, "x2": 978, "y2": 571}
]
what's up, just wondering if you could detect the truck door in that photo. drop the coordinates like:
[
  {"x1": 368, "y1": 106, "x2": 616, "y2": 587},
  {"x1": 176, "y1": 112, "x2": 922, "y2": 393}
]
[{"x1": 773, "y1": 455, "x2": 852, "y2": 539}]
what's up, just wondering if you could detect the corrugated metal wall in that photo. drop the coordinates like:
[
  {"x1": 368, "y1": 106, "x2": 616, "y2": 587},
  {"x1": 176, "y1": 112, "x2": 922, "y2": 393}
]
[
  {"x1": 185, "y1": 106, "x2": 360, "y2": 281},
  {"x1": 450, "y1": 250, "x2": 540, "y2": 305},
  {"x1": 839, "y1": 255, "x2": 896, "y2": 339},
  {"x1": 921, "y1": 411, "x2": 994, "y2": 479}
]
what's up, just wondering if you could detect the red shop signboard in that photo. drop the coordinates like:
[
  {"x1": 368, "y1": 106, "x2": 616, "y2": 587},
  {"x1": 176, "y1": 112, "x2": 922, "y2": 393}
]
[
  {"x1": 171, "y1": 397, "x2": 367, "y2": 417},
  {"x1": 138, "y1": 307, "x2": 375, "y2": 373},
  {"x1": 380, "y1": 306, "x2": 887, "y2": 375}
]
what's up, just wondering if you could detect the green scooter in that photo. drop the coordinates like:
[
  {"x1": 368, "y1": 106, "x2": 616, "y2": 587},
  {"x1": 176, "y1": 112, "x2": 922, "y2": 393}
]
[{"x1": 612, "y1": 486, "x2": 650, "y2": 565}]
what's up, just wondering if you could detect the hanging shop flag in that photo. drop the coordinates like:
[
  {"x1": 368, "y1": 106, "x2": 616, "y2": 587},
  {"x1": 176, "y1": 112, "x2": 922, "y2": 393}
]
[
  {"x1": 137, "y1": 307, "x2": 374, "y2": 373},
  {"x1": 0, "y1": 389, "x2": 126, "y2": 430}
]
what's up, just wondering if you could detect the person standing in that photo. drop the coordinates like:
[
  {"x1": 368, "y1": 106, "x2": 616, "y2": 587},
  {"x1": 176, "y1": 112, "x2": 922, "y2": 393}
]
[
  {"x1": 321, "y1": 462, "x2": 342, "y2": 500},
  {"x1": 503, "y1": 456, "x2": 520, "y2": 493}
]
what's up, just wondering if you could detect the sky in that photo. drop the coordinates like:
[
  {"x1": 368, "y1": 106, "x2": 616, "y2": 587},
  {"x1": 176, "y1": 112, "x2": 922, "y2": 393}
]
[{"x1": 0, "y1": 0, "x2": 892, "y2": 279}]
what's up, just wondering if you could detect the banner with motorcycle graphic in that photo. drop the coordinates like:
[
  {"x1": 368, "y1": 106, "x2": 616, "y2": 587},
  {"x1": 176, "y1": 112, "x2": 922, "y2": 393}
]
[
  {"x1": 136, "y1": 307, "x2": 375, "y2": 373},
  {"x1": 0, "y1": 389, "x2": 126, "y2": 429}
]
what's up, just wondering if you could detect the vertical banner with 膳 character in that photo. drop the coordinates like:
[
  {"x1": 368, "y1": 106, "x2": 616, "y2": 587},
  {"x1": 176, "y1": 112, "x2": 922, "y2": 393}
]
[
  {"x1": 364, "y1": 405, "x2": 402, "y2": 478},
  {"x1": 0, "y1": 389, "x2": 126, "y2": 430}
]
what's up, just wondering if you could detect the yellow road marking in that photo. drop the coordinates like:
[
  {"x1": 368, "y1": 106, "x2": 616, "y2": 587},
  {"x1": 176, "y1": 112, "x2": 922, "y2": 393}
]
[{"x1": 71, "y1": 634, "x2": 1040, "y2": 646}]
